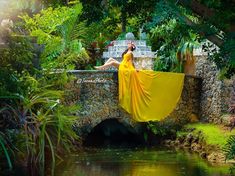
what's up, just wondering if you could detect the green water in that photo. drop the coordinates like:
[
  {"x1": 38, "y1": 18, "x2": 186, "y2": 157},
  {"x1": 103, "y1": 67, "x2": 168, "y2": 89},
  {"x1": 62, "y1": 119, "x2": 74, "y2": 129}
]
[{"x1": 54, "y1": 147, "x2": 231, "y2": 176}]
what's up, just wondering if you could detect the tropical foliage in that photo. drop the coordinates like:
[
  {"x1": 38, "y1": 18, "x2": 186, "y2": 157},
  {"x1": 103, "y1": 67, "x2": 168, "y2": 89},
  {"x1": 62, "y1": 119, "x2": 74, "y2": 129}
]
[
  {"x1": 144, "y1": 0, "x2": 234, "y2": 77},
  {"x1": 0, "y1": 0, "x2": 234, "y2": 175},
  {"x1": 223, "y1": 135, "x2": 235, "y2": 174},
  {"x1": 19, "y1": 2, "x2": 90, "y2": 70},
  {"x1": 0, "y1": 1, "x2": 83, "y2": 175},
  {"x1": 0, "y1": 132, "x2": 13, "y2": 170}
]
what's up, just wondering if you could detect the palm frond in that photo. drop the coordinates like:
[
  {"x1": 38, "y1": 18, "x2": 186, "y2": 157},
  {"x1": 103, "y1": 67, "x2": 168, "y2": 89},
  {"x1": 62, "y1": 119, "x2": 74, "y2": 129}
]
[{"x1": 70, "y1": 21, "x2": 89, "y2": 42}]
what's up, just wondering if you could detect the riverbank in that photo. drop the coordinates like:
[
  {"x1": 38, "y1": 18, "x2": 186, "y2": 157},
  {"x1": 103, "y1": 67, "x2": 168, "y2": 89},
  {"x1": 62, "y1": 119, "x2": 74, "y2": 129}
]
[
  {"x1": 163, "y1": 122, "x2": 235, "y2": 164},
  {"x1": 52, "y1": 147, "x2": 231, "y2": 176}
]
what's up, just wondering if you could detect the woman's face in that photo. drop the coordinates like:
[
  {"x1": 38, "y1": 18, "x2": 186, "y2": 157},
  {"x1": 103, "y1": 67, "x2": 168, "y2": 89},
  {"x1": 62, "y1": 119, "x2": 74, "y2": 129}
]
[{"x1": 127, "y1": 43, "x2": 133, "y2": 49}]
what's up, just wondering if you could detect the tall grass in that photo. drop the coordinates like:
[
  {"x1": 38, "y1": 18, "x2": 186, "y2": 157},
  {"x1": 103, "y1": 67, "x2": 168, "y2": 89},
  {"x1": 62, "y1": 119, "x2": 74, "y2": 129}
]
[
  {"x1": 0, "y1": 74, "x2": 80, "y2": 175},
  {"x1": 0, "y1": 132, "x2": 13, "y2": 170}
]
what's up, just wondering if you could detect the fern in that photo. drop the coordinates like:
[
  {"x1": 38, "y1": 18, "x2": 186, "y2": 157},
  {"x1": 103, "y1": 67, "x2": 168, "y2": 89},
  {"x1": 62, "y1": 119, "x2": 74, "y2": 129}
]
[
  {"x1": 223, "y1": 135, "x2": 235, "y2": 174},
  {"x1": 223, "y1": 135, "x2": 235, "y2": 160}
]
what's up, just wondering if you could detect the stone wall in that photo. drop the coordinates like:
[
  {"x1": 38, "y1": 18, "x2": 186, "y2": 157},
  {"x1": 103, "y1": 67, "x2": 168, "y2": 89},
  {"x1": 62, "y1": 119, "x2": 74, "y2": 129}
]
[
  {"x1": 67, "y1": 52, "x2": 234, "y2": 136},
  {"x1": 195, "y1": 55, "x2": 234, "y2": 123},
  {"x1": 70, "y1": 70, "x2": 201, "y2": 136},
  {"x1": 170, "y1": 74, "x2": 201, "y2": 122}
]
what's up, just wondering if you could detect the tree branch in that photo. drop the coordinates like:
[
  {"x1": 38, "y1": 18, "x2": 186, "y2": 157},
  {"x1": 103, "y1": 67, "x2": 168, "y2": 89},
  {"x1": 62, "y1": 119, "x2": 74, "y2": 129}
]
[
  {"x1": 178, "y1": 0, "x2": 214, "y2": 19},
  {"x1": 180, "y1": 13, "x2": 224, "y2": 46},
  {"x1": 178, "y1": 0, "x2": 235, "y2": 33}
]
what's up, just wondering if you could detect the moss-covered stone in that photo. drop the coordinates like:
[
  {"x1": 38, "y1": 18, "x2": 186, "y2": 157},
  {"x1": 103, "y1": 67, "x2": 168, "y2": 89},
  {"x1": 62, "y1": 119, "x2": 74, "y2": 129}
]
[{"x1": 164, "y1": 122, "x2": 235, "y2": 164}]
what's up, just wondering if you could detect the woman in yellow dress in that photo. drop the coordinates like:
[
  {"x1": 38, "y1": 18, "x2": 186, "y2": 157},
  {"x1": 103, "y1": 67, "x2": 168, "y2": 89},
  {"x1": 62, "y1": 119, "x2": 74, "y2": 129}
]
[{"x1": 95, "y1": 42, "x2": 185, "y2": 122}]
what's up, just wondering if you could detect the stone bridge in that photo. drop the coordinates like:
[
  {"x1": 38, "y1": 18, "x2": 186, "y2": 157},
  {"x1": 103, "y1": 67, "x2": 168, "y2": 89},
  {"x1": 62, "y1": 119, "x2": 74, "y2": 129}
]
[{"x1": 67, "y1": 70, "x2": 202, "y2": 137}]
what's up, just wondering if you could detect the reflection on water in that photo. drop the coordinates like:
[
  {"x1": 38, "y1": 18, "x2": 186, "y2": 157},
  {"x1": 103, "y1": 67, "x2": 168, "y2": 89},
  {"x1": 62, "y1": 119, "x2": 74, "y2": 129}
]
[{"x1": 54, "y1": 147, "x2": 230, "y2": 176}]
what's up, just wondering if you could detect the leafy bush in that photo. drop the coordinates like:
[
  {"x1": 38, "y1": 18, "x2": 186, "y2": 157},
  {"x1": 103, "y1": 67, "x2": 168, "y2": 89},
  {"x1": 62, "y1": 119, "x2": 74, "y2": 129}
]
[
  {"x1": 0, "y1": 72, "x2": 80, "y2": 175},
  {"x1": 147, "y1": 117, "x2": 183, "y2": 138},
  {"x1": 146, "y1": 8, "x2": 200, "y2": 73},
  {"x1": 0, "y1": 4, "x2": 82, "y2": 173},
  {"x1": 19, "y1": 2, "x2": 90, "y2": 70}
]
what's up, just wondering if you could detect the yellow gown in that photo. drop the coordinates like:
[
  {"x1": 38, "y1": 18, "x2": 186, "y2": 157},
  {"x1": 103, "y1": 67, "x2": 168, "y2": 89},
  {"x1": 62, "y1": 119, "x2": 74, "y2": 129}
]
[{"x1": 118, "y1": 52, "x2": 185, "y2": 122}]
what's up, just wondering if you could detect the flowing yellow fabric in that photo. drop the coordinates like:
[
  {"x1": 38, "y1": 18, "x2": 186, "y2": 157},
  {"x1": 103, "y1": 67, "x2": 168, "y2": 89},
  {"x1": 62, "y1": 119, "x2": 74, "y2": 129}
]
[{"x1": 118, "y1": 52, "x2": 185, "y2": 122}]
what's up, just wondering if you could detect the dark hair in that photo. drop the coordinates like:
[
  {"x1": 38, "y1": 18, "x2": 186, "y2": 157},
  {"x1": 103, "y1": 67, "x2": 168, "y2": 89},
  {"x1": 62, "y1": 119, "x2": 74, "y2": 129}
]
[{"x1": 121, "y1": 46, "x2": 136, "y2": 58}]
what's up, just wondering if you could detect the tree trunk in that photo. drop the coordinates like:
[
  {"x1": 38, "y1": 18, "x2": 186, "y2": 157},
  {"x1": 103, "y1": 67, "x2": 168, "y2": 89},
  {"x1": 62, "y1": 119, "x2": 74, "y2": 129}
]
[{"x1": 121, "y1": 7, "x2": 127, "y2": 33}]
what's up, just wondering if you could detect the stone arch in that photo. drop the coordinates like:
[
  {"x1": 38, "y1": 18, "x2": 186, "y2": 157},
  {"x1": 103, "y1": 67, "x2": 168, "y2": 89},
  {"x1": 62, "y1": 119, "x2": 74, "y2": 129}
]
[{"x1": 82, "y1": 118, "x2": 145, "y2": 146}]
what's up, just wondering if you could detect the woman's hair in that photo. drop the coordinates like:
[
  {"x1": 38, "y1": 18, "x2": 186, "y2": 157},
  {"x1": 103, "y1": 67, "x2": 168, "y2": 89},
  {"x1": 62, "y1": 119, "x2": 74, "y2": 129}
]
[{"x1": 121, "y1": 44, "x2": 136, "y2": 58}]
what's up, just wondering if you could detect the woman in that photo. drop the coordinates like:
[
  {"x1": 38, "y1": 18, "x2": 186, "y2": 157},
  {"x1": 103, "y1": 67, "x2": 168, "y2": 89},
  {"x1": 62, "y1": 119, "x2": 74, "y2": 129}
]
[
  {"x1": 94, "y1": 41, "x2": 136, "y2": 70},
  {"x1": 95, "y1": 42, "x2": 185, "y2": 122}
]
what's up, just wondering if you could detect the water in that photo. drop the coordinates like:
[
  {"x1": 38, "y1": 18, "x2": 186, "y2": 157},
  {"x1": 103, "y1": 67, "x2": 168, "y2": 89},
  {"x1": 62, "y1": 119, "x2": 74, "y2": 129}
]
[{"x1": 53, "y1": 147, "x2": 231, "y2": 176}]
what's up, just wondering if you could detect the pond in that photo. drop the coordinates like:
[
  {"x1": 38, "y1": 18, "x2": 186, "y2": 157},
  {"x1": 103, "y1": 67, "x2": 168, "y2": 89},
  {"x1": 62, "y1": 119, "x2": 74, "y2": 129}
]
[{"x1": 52, "y1": 147, "x2": 231, "y2": 176}]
